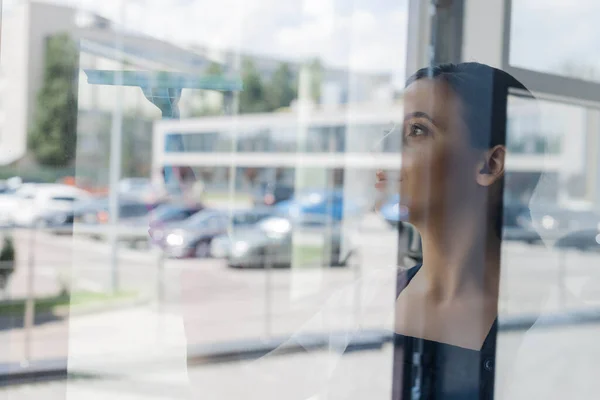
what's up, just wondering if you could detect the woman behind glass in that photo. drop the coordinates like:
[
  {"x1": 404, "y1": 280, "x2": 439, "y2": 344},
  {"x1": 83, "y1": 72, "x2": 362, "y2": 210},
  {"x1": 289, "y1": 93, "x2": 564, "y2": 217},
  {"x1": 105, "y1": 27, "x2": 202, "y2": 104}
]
[{"x1": 378, "y1": 62, "x2": 533, "y2": 400}]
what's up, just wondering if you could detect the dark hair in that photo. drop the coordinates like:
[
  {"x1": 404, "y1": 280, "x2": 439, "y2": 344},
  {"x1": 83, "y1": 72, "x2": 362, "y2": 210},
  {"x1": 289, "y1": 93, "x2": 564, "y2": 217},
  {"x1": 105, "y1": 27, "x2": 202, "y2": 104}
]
[
  {"x1": 406, "y1": 62, "x2": 532, "y2": 149},
  {"x1": 406, "y1": 62, "x2": 534, "y2": 238}
]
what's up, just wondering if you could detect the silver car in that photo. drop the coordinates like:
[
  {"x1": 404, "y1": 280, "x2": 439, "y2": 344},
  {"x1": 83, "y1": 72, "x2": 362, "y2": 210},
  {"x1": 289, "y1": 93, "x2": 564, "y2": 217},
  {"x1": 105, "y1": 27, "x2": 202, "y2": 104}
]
[{"x1": 220, "y1": 216, "x2": 354, "y2": 269}]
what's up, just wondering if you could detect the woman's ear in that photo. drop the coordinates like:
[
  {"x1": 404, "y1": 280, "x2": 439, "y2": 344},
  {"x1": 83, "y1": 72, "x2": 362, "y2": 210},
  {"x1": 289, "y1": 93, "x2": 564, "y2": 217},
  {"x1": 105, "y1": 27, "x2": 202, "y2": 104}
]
[{"x1": 476, "y1": 145, "x2": 506, "y2": 187}]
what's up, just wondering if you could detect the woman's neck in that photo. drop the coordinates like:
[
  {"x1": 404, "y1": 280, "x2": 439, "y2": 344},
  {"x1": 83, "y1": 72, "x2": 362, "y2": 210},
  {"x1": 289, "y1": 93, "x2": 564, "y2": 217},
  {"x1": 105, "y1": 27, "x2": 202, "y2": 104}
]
[{"x1": 413, "y1": 209, "x2": 501, "y2": 304}]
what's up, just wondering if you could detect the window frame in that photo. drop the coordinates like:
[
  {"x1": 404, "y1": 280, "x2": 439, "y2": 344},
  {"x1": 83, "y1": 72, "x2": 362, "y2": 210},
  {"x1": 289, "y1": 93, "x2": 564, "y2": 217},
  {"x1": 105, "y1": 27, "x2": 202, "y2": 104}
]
[{"x1": 502, "y1": 0, "x2": 600, "y2": 108}]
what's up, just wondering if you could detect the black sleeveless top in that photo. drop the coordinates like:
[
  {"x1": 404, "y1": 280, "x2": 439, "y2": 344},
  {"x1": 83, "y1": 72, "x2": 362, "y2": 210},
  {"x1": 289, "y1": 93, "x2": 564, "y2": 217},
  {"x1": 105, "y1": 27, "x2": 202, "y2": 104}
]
[{"x1": 392, "y1": 265, "x2": 497, "y2": 400}]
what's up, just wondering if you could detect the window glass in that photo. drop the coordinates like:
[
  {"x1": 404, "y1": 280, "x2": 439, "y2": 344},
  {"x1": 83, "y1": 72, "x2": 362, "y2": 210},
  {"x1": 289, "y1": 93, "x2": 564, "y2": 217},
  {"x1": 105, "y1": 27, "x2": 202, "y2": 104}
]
[{"x1": 509, "y1": 0, "x2": 600, "y2": 82}]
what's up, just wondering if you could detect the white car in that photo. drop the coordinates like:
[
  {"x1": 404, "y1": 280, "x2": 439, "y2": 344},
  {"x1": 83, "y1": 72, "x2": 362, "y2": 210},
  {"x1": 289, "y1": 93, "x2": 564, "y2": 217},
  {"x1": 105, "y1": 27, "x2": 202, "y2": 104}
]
[
  {"x1": 0, "y1": 183, "x2": 38, "y2": 226},
  {"x1": 11, "y1": 184, "x2": 91, "y2": 227}
]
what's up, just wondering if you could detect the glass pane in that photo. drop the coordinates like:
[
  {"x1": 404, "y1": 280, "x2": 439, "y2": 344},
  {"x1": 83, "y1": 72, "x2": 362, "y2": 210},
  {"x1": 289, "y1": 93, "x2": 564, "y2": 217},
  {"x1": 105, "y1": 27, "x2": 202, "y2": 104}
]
[
  {"x1": 4, "y1": 0, "x2": 600, "y2": 397},
  {"x1": 0, "y1": 0, "x2": 408, "y2": 397},
  {"x1": 509, "y1": 0, "x2": 600, "y2": 82},
  {"x1": 496, "y1": 93, "x2": 600, "y2": 399}
]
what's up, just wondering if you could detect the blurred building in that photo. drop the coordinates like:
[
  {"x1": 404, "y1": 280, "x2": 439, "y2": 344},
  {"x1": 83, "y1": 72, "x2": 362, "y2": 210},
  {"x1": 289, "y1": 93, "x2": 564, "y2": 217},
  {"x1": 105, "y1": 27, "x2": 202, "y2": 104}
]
[
  {"x1": 2, "y1": 2, "x2": 596, "y2": 210},
  {"x1": 151, "y1": 100, "x2": 591, "y2": 209},
  {"x1": 0, "y1": 1, "x2": 394, "y2": 169},
  {"x1": 0, "y1": 1, "x2": 214, "y2": 166}
]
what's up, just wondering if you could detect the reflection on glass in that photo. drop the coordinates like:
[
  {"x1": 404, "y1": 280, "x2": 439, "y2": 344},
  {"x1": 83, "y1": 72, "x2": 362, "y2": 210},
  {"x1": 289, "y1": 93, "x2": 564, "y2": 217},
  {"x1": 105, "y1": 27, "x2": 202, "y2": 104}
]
[{"x1": 509, "y1": 0, "x2": 600, "y2": 82}]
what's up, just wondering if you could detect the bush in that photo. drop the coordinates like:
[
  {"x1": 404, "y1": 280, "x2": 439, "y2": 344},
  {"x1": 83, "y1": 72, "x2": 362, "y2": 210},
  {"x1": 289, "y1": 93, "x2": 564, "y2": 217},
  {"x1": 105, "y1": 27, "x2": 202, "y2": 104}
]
[{"x1": 0, "y1": 236, "x2": 15, "y2": 290}]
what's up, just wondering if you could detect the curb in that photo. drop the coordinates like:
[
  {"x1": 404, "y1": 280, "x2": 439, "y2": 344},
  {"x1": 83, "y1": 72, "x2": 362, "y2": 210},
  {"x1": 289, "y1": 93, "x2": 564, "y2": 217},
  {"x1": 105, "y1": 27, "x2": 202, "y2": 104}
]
[
  {"x1": 0, "y1": 359, "x2": 67, "y2": 387},
  {"x1": 2, "y1": 309, "x2": 600, "y2": 386},
  {"x1": 187, "y1": 329, "x2": 391, "y2": 366}
]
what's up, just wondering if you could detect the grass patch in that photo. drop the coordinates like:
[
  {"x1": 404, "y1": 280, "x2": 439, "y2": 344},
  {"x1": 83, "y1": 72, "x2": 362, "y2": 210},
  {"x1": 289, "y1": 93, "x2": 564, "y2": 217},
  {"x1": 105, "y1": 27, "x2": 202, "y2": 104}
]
[
  {"x1": 0, "y1": 291, "x2": 137, "y2": 317},
  {"x1": 293, "y1": 245, "x2": 327, "y2": 266}
]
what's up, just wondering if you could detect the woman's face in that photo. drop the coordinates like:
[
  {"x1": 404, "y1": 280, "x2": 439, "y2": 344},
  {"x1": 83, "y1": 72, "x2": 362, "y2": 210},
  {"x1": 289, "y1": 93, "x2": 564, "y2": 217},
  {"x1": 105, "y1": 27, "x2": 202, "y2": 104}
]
[{"x1": 398, "y1": 78, "x2": 482, "y2": 224}]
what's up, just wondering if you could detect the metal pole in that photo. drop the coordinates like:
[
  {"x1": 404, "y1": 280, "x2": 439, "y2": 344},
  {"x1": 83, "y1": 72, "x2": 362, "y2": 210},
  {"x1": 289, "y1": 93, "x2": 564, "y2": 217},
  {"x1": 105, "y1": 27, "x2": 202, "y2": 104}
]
[
  {"x1": 23, "y1": 226, "x2": 37, "y2": 366},
  {"x1": 157, "y1": 248, "x2": 165, "y2": 305},
  {"x1": 558, "y1": 249, "x2": 566, "y2": 309},
  {"x1": 108, "y1": 1, "x2": 126, "y2": 293}
]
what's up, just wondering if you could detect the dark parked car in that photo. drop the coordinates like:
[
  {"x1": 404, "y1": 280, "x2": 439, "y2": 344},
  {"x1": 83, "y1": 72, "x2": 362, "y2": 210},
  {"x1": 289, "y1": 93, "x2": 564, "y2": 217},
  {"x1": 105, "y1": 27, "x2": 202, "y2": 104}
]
[
  {"x1": 36, "y1": 208, "x2": 77, "y2": 233},
  {"x1": 75, "y1": 196, "x2": 160, "y2": 225},
  {"x1": 555, "y1": 228, "x2": 600, "y2": 251},
  {"x1": 254, "y1": 183, "x2": 295, "y2": 206},
  {"x1": 159, "y1": 207, "x2": 275, "y2": 258},
  {"x1": 501, "y1": 197, "x2": 538, "y2": 242},
  {"x1": 512, "y1": 206, "x2": 600, "y2": 246},
  {"x1": 137, "y1": 203, "x2": 206, "y2": 243},
  {"x1": 275, "y1": 190, "x2": 362, "y2": 221},
  {"x1": 222, "y1": 214, "x2": 354, "y2": 269}
]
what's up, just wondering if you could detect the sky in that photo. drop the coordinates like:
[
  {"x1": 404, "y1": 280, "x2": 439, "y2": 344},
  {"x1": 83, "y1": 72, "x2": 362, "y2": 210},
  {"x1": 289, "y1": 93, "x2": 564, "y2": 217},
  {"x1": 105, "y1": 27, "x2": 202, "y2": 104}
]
[
  {"x1": 509, "y1": 0, "x2": 600, "y2": 80},
  {"x1": 4, "y1": 0, "x2": 600, "y2": 84},
  {"x1": 4, "y1": 0, "x2": 408, "y2": 79}
]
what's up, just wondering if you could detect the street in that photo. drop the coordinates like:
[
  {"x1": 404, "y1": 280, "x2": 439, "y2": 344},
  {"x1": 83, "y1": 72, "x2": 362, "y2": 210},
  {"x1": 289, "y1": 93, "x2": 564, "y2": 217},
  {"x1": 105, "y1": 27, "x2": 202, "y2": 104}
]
[{"x1": 0, "y1": 214, "x2": 598, "y2": 399}]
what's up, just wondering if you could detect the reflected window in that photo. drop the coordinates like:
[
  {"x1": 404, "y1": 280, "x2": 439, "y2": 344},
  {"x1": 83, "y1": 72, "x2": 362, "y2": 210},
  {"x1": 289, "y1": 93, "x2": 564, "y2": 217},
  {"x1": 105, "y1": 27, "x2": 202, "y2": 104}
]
[{"x1": 509, "y1": 0, "x2": 600, "y2": 82}]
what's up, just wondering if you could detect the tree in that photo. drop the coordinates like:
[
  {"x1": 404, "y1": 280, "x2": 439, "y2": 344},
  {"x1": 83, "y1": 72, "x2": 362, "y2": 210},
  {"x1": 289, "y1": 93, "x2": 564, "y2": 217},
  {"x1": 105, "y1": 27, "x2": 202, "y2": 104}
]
[
  {"x1": 29, "y1": 33, "x2": 79, "y2": 167},
  {"x1": 187, "y1": 62, "x2": 226, "y2": 117},
  {"x1": 307, "y1": 58, "x2": 324, "y2": 104},
  {"x1": 121, "y1": 117, "x2": 152, "y2": 177},
  {"x1": 205, "y1": 61, "x2": 224, "y2": 76},
  {"x1": 239, "y1": 58, "x2": 270, "y2": 113},
  {"x1": 265, "y1": 63, "x2": 297, "y2": 110},
  {"x1": 0, "y1": 236, "x2": 15, "y2": 293},
  {"x1": 87, "y1": 113, "x2": 152, "y2": 183}
]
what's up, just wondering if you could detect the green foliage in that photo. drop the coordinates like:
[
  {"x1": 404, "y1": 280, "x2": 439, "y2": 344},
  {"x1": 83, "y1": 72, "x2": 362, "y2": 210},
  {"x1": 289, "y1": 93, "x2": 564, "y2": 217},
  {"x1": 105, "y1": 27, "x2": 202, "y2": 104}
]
[
  {"x1": 0, "y1": 237, "x2": 15, "y2": 263},
  {"x1": 28, "y1": 33, "x2": 79, "y2": 167},
  {"x1": 0, "y1": 166, "x2": 75, "y2": 183},
  {"x1": 265, "y1": 63, "x2": 297, "y2": 110},
  {"x1": 307, "y1": 58, "x2": 324, "y2": 103},
  {"x1": 0, "y1": 236, "x2": 15, "y2": 289},
  {"x1": 239, "y1": 58, "x2": 271, "y2": 113},
  {"x1": 239, "y1": 59, "x2": 300, "y2": 114},
  {"x1": 90, "y1": 114, "x2": 153, "y2": 180},
  {"x1": 195, "y1": 58, "x2": 320, "y2": 115},
  {"x1": 205, "y1": 61, "x2": 224, "y2": 76},
  {"x1": 121, "y1": 117, "x2": 153, "y2": 177}
]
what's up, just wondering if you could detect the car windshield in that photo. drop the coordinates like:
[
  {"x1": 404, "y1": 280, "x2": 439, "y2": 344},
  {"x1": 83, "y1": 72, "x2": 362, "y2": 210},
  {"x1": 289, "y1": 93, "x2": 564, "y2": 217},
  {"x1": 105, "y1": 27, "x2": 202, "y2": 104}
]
[
  {"x1": 150, "y1": 205, "x2": 187, "y2": 220},
  {"x1": 184, "y1": 210, "x2": 222, "y2": 226}
]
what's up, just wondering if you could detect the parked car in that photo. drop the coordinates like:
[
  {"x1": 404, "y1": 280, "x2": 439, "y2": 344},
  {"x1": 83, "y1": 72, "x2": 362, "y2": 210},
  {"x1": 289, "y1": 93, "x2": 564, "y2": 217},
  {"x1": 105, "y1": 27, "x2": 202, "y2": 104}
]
[
  {"x1": 501, "y1": 197, "x2": 539, "y2": 242},
  {"x1": 512, "y1": 206, "x2": 600, "y2": 245},
  {"x1": 0, "y1": 181, "x2": 13, "y2": 195},
  {"x1": 37, "y1": 196, "x2": 112, "y2": 233},
  {"x1": 143, "y1": 203, "x2": 206, "y2": 243},
  {"x1": 254, "y1": 183, "x2": 295, "y2": 206},
  {"x1": 36, "y1": 207, "x2": 79, "y2": 233},
  {"x1": 159, "y1": 207, "x2": 276, "y2": 258},
  {"x1": 224, "y1": 214, "x2": 354, "y2": 269},
  {"x1": 118, "y1": 178, "x2": 161, "y2": 202},
  {"x1": 554, "y1": 228, "x2": 600, "y2": 252},
  {"x1": 503, "y1": 195, "x2": 530, "y2": 229},
  {"x1": 275, "y1": 190, "x2": 362, "y2": 221},
  {"x1": 12, "y1": 184, "x2": 91, "y2": 227},
  {"x1": 378, "y1": 194, "x2": 409, "y2": 228},
  {"x1": 0, "y1": 183, "x2": 39, "y2": 226},
  {"x1": 75, "y1": 196, "x2": 160, "y2": 225}
]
